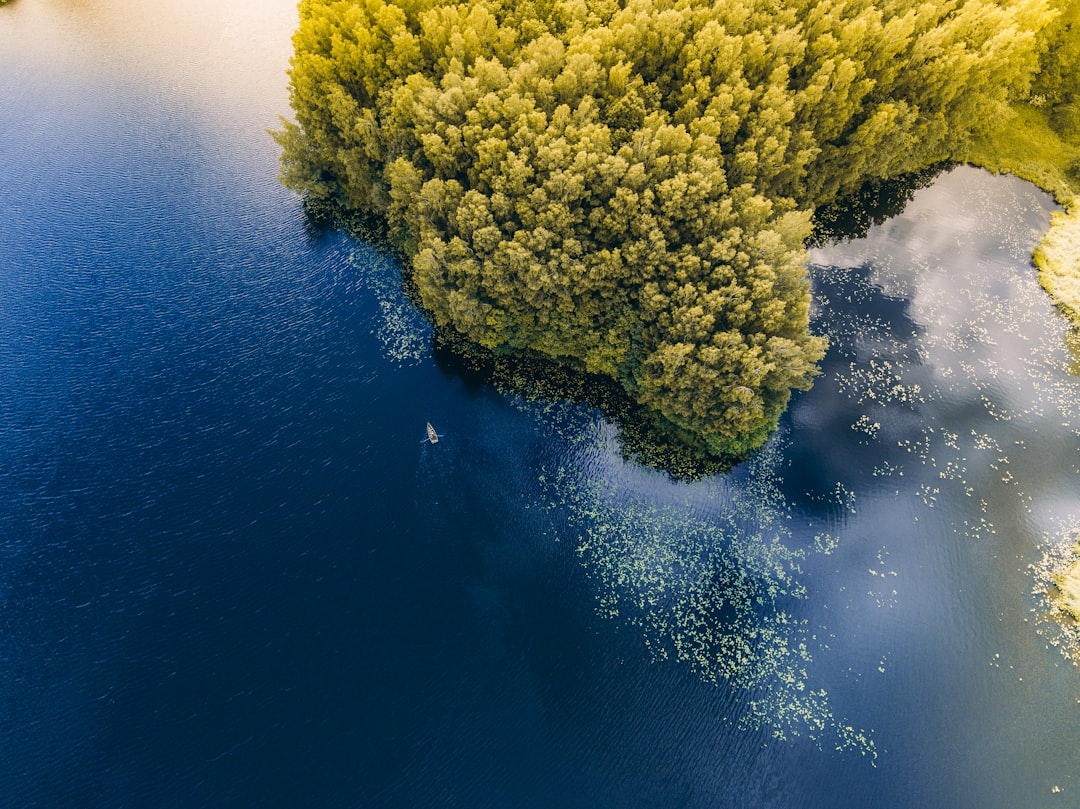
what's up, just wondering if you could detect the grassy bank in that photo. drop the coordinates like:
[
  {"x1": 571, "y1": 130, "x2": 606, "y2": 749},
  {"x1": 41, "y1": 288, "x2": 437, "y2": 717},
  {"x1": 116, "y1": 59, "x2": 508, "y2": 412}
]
[
  {"x1": 1052, "y1": 540, "x2": 1080, "y2": 622},
  {"x1": 959, "y1": 102, "x2": 1080, "y2": 331}
]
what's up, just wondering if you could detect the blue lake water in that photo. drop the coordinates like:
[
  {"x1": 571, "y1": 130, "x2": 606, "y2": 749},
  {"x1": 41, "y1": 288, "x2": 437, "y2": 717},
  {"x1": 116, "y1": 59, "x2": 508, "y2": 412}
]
[{"x1": 2, "y1": 2, "x2": 1079, "y2": 807}]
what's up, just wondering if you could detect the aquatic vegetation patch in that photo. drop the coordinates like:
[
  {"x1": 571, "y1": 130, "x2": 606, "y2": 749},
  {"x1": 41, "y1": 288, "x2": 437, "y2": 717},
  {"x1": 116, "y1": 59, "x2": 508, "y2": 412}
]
[
  {"x1": 348, "y1": 246, "x2": 432, "y2": 365},
  {"x1": 810, "y1": 255, "x2": 1051, "y2": 541},
  {"x1": 528, "y1": 422, "x2": 875, "y2": 758},
  {"x1": 1035, "y1": 201, "x2": 1080, "y2": 327},
  {"x1": 1032, "y1": 530, "x2": 1080, "y2": 666},
  {"x1": 811, "y1": 169, "x2": 1080, "y2": 685}
]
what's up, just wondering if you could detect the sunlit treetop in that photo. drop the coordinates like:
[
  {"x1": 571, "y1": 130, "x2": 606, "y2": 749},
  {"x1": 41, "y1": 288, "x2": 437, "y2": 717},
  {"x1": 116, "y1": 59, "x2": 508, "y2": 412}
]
[{"x1": 277, "y1": 0, "x2": 1068, "y2": 458}]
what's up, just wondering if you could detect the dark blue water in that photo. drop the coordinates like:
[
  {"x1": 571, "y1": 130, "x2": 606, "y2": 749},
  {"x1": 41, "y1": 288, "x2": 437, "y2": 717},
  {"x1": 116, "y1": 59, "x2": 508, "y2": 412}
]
[{"x1": 3, "y1": 2, "x2": 1079, "y2": 807}]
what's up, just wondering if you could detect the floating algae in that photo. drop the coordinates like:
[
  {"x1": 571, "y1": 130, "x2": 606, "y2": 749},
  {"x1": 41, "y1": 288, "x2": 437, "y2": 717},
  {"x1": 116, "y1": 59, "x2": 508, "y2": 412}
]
[
  {"x1": 807, "y1": 169, "x2": 1080, "y2": 542},
  {"x1": 809, "y1": 168, "x2": 1080, "y2": 685},
  {"x1": 524, "y1": 411, "x2": 876, "y2": 758},
  {"x1": 349, "y1": 245, "x2": 432, "y2": 365}
]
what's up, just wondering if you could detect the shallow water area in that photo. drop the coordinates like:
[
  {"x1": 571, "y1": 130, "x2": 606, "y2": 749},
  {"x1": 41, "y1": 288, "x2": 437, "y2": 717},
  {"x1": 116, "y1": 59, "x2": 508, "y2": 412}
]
[{"x1": 2, "y1": 2, "x2": 1080, "y2": 808}]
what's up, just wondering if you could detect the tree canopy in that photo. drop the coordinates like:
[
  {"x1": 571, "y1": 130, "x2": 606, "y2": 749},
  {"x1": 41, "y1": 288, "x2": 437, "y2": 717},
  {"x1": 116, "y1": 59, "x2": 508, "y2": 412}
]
[{"x1": 276, "y1": 0, "x2": 1067, "y2": 457}]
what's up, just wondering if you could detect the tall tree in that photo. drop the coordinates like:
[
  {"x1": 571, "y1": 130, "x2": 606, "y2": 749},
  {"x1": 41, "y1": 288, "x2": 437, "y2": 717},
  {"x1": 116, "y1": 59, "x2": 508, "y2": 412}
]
[{"x1": 276, "y1": 0, "x2": 1059, "y2": 457}]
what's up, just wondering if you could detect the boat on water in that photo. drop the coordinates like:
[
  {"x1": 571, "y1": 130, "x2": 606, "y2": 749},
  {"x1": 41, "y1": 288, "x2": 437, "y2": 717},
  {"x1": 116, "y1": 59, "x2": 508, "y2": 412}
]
[{"x1": 426, "y1": 422, "x2": 439, "y2": 444}]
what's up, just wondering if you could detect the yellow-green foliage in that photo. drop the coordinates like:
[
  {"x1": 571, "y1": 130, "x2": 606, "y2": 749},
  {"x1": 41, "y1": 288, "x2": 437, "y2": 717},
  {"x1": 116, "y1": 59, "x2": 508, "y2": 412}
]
[
  {"x1": 277, "y1": 0, "x2": 1061, "y2": 456},
  {"x1": 959, "y1": 104, "x2": 1080, "y2": 205},
  {"x1": 1034, "y1": 533, "x2": 1080, "y2": 667},
  {"x1": 1035, "y1": 202, "x2": 1080, "y2": 321},
  {"x1": 1031, "y1": 0, "x2": 1080, "y2": 124},
  {"x1": 962, "y1": 0, "x2": 1080, "y2": 334},
  {"x1": 1027, "y1": 0, "x2": 1080, "y2": 331},
  {"x1": 1052, "y1": 543, "x2": 1080, "y2": 622}
]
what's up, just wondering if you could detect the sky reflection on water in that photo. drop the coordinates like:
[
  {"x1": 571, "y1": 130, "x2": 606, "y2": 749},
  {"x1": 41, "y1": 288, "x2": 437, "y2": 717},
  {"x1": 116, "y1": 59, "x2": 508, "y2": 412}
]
[{"x1": 2, "y1": 2, "x2": 1080, "y2": 807}]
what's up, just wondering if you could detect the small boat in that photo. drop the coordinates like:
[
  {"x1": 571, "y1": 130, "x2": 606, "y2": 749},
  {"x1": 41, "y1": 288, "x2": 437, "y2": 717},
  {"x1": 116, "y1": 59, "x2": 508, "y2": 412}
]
[{"x1": 426, "y1": 422, "x2": 439, "y2": 444}]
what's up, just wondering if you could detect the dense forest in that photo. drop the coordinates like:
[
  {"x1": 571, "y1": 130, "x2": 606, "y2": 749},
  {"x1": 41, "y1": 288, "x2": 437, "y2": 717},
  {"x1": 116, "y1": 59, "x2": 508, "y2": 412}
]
[{"x1": 276, "y1": 0, "x2": 1079, "y2": 457}]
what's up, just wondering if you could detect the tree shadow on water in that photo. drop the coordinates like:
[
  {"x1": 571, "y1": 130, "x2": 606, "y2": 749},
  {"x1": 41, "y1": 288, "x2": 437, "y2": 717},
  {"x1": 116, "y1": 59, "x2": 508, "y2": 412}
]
[
  {"x1": 426, "y1": 163, "x2": 959, "y2": 482},
  {"x1": 301, "y1": 171, "x2": 958, "y2": 484},
  {"x1": 430, "y1": 331, "x2": 742, "y2": 481},
  {"x1": 808, "y1": 163, "x2": 952, "y2": 247}
]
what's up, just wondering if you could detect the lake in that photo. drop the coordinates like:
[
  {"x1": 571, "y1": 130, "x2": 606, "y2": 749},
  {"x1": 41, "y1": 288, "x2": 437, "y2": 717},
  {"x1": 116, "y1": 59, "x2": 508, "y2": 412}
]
[{"x1": 1, "y1": 2, "x2": 1078, "y2": 807}]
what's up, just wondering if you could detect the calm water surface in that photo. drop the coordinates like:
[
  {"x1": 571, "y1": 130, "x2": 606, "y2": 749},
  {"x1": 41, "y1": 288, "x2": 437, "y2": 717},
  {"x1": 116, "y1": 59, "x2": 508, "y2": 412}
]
[{"x1": 2, "y1": 2, "x2": 1078, "y2": 807}]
